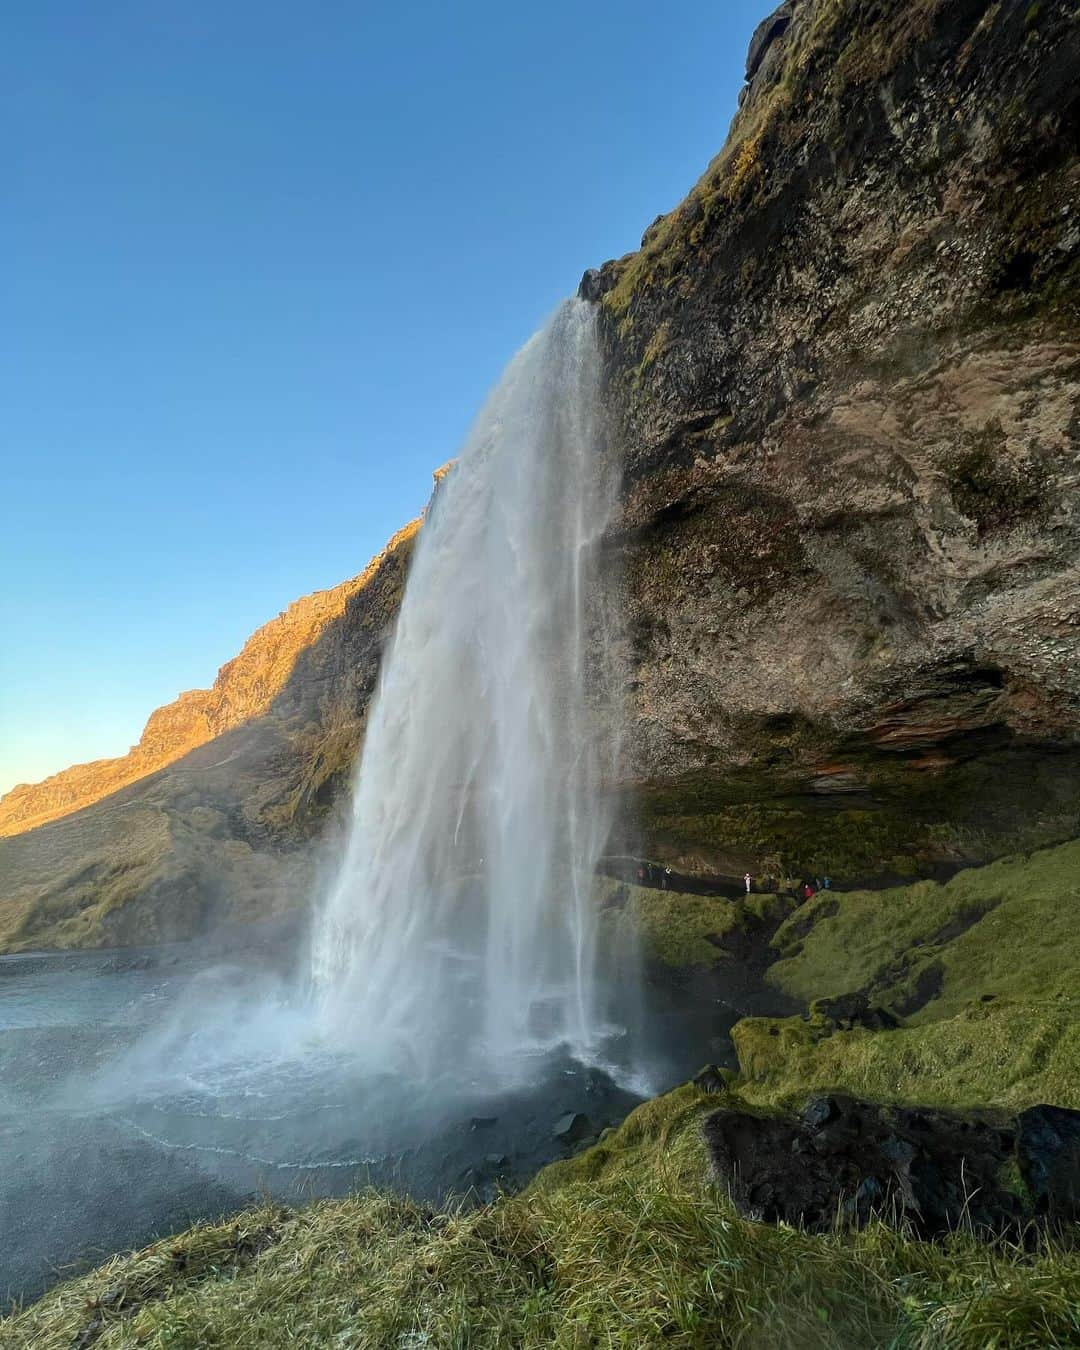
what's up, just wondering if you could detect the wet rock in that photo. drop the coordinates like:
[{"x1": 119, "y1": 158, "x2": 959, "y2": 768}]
[
  {"x1": 703, "y1": 1094, "x2": 1080, "y2": 1237},
  {"x1": 799, "y1": 1095, "x2": 839, "y2": 1131},
  {"x1": 552, "y1": 1111, "x2": 593, "y2": 1143},
  {"x1": 578, "y1": 268, "x2": 605, "y2": 303},
  {"x1": 577, "y1": 260, "x2": 623, "y2": 303},
  {"x1": 1016, "y1": 1105, "x2": 1080, "y2": 1219}
]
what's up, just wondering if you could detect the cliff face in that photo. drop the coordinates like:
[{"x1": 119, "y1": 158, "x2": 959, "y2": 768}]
[
  {"x1": 0, "y1": 527, "x2": 417, "y2": 839},
  {"x1": 2, "y1": 0, "x2": 1078, "y2": 950},
  {"x1": 0, "y1": 520, "x2": 419, "y2": 951},
  {"x1": 586, "y1": 0, "x2": 1080, "y2": 879}
]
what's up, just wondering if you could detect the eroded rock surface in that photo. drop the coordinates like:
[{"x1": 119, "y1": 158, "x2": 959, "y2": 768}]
[
  {"x1": 590, "y1": 0, "x2": 1080, "y2": 879},
  {"x1": 703, "y1": 1093, "x2": 1080, "y2": 1235}
]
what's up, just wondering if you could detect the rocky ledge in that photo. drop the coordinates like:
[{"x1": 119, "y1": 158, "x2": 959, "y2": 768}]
[{"x1": 703, "y1": 1091, "x2": 1080, "y2": 1237}]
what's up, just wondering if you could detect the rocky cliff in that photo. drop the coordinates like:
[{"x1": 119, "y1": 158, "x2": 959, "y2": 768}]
[
  {"x1": 2, "y1": 0, "x2": 1078, "y2": 951},
  {"x1": 0, "y1": 535, "x2": 414, "y2": 839},
  {"x1": 588, "y1": 0, "x2": 1080, "y2": 881}
]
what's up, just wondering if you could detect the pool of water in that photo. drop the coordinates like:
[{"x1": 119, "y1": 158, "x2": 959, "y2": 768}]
[{"x1": 0, "y1": 945, "x2": 746, "y2": 1303}]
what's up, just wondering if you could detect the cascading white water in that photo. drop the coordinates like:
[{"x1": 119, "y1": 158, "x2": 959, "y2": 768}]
[{"x1": 312, "y1": 298, "x2": 628, "y2": 1075}]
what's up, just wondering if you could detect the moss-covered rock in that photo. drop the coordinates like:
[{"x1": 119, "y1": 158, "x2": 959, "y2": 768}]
[
  {"x1": 708, "y1": 839, "x2": 1080, "y2": 1114},
  {"x1": 598, "y1": 876, "x2": 797, "y2": 970}
]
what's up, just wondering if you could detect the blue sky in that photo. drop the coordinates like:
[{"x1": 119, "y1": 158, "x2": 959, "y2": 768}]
[{"x1": 1, "y1": 0, "x2": 763, "y2": 795}]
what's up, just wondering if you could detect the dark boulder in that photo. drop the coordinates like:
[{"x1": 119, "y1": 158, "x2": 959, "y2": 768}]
[
  {"x1": 703, "y1": 1094, "x2": 1080, "y2": 1237},
  {"x1": 577, "y1": 259, "x2": 623, "y2": 304},
  {"x1": 693, "y1": 1064, "x2": 732, "y2": 1095},
  {"x1": 1016, "y1": 1105, "x2": 1080, "y2": 1220},
  {"x1": 578, "y1": 268, "x2": 605, "y2": 303},
  {"x1": 552, "y1": 1111, "x2": 593, "y2": 1143},
  {"x1": 745, "y1": 2, "x2": 795, "y2": 83},
  {"x1": 810, "y1": 992, "x2": 899, "y2": 1032}
]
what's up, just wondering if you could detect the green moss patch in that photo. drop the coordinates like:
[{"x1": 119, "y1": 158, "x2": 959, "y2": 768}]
[
  {"x1": 767, "y1": 839, "x2": 1080, "y2": 1018},
  {"x1": 719, "y1": 840, "x2": 1080, "y2": 1116},
  {"x1": 599, "y1": 878, "x2": 796, "y2": 970},
  {"x1": 639, "y1": 748, "x2": 1080, "y2": 889}
]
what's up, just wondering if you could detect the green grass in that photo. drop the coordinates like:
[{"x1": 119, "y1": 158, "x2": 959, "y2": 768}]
[
  {"x1": 726, "y1": 840, "x2": 1080, "y2": 1113},
  {"x1": 599, "y1": 878, "x2": 796, "y2": 969},
  {"x1": 6, "y1": 847, "x2": 1080, "y2": 1345},
  {"x1": 5, "y1": 1085, "x2": 1079, "y2": 1349},
  {"x1": 734, "y1": 997, "x2": 1080, "y2": 1114},
  {"x1": 767, "y1": 839, "x2": 1080, "y2": 1018}
]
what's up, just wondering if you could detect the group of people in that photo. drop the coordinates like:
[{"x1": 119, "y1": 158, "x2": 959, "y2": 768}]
[
  {"x1": 631, "y1": 860, "x2": 833, "y2": 901},
  {"x1": 795, "y1": 875, "x2": 832, "y2": 900},
  {"x1": 745, "y1": 872, "x2": 832, "y2": 899},
  {"x1": 636, "y1": 861, "x2": 674, "y2": 889}
]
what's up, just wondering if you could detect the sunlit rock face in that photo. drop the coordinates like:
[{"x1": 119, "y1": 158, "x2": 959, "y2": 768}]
[{"x1": 0, "y1": 551, "x2": 416, "y2": 838}]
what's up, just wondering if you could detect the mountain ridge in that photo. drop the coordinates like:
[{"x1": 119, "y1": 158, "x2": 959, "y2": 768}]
[{"x1": 0, "y1": 521, "x2": 421, "y2": 839}]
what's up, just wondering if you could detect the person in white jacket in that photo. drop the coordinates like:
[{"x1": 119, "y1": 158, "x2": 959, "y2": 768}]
[{"x1": 744, "y1": 872, "x2": 752, "y2": 894}]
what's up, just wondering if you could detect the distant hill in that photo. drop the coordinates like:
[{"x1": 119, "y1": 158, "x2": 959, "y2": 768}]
[
  {"x1": 0, "y1": 518, "x2": 420, "y2": 951},
  {"x1": 1, "y1": 556, "x2": 398, "y2": 838}
]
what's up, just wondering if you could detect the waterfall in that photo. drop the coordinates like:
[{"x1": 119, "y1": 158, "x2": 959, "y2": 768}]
[{"x1": 311, "y1": 299, "x2": 628, "y2": 1075}]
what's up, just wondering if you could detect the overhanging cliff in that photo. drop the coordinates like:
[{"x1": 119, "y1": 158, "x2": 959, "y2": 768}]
[{"x1": 585, "y1": 0, "x2": 1080, "y2": 879}]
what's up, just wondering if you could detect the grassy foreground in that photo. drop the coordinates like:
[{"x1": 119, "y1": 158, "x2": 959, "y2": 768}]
[
  {"x1": 6, "y1": 843, "x2": 1080, "y2": 1347},
  {"x1": 3, "y1": 1085, "x2": 1079, "y2": 1350}
]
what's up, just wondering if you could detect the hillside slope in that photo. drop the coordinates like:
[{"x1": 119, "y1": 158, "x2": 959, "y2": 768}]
[
  {"x1": 0, "y1": 546, "x2": 405, "y2": 838},
  {"x1": 0, "y1": 520, "x2": 419, "y2": 950}
]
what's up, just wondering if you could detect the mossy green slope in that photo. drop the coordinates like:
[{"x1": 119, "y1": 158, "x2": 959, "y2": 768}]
[
  {"x1": 599, "y1": 876, "x2": 796, "y2": 970},
  {"x1": 734, "y1": 997, "x2": 1080, "y2": 1115},
  {"x1": 729, "y1": 840, "x2": 1080, "y2": 1113},
  {"x1": 5, "y1": 1086, "x2": 1079, "y2": 1350},
  {"x1": 767, "y1": 839, "x2": 1080, "y2": 1018}
]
